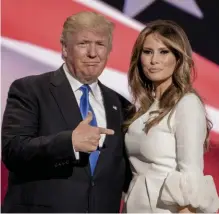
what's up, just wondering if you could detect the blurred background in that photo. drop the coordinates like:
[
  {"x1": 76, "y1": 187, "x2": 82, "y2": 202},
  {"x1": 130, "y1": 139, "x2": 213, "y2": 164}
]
[{"x1": 1, "y1": 0, "x2": 219, "y2": 203}]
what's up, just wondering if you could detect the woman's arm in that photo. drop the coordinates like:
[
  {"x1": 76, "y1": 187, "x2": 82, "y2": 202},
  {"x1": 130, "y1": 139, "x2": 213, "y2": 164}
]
[
  {"x1": 174, "y1": 94, "x2": 207, "y2": 212},
  {"x1": 161, "y1": 93, "x2": 219, "y2": 212}
]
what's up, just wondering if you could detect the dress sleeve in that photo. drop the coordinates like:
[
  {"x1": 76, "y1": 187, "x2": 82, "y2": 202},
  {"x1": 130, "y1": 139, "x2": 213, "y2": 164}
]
[{"x1": 160, "y1": 93, "x2": 219, "y2": 212}]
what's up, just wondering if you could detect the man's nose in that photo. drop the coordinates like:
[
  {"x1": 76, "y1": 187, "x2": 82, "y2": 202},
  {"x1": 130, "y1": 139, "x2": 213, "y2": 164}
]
[{"x1": 87, "y1": 44, "x2": 97, "y2": 58}]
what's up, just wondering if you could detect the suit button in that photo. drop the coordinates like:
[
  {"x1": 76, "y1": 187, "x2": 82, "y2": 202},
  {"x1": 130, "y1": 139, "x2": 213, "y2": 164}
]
[
  {"x1": 84, "y1": 210, "x2": 88, "y2": 213},
  {"x1": 91, "y1": 181, "x2": 95, "y2": 187}
]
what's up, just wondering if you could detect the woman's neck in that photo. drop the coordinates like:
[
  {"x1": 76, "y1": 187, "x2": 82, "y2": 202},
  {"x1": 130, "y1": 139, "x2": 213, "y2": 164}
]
[{"x1": 154, "y1": 78, "x2": 172, "y2": 100}]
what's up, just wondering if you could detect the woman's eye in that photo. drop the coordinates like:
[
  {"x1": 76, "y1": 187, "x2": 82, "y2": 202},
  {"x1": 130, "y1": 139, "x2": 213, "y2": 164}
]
[
  {"x1": 143, "y1": 50, "x2": 152, "y2": 54},
  {"x1": 160, "y1": 50, "x2": 169, "y2": 54}
]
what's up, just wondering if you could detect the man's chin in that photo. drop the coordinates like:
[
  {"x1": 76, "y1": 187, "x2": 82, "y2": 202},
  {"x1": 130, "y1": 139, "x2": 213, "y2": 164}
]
[
  {"x1": 83, "y1": 71, "x2": 102, "y2": 83},
  {"x1": 84, "y1": 78, "x2": 98, "y2": 84},
  {"x1": 79, "y1": 76, "x2": 99, "y2": 84}
]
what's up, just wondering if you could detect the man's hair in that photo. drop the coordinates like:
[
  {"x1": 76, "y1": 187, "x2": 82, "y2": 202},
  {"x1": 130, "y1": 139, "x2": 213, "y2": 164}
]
[{"x1": 60, "y1": 11, "x2": 114, "y2": 50}]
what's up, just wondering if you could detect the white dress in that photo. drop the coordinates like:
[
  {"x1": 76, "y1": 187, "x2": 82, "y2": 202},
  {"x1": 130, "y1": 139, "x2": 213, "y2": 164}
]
[{"x1": 123, "y1": 93, "x2": 219, "y2": 213}]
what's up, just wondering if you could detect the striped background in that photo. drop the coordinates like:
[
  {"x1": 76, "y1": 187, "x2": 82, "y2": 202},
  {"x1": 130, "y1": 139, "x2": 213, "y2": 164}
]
[{"x1": 1, "y1": 0, "x2": 219, "y2": 202}]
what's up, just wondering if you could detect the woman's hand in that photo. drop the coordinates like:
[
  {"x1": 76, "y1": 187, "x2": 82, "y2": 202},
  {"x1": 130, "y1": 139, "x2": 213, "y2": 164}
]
[{"x1": 178, "y1": 205, "x2": 196, "y2": 213}]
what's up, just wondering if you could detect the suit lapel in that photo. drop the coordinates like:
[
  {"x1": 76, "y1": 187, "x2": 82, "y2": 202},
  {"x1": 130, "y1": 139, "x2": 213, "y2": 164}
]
[
  {"x1": 94, "y1": 82, "x2": 120, "y2": 176},
  {"x1": 99, "y1": 82, "x2": 119, "y2": 148},
  {"x1": 49, "y1": 67, "x2": 82, "y2": 130},
  {"x1": 49, "y1": 67, "x2": 91, "y2": 176}
]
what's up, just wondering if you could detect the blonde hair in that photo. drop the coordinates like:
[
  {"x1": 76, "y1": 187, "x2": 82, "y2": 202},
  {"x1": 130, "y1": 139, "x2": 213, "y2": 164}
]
[
  {"x1": 60, "y1": 11, "x2": 114, "y2": 50},
  {"x1": 124, "y1": 20, "x2": 212, "y2": 150}
]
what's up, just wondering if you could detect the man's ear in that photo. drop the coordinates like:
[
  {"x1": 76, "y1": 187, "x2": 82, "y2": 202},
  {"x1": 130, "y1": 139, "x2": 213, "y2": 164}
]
[{"x1": 62, "y1": 44, "x2": 68, "y2": 58}]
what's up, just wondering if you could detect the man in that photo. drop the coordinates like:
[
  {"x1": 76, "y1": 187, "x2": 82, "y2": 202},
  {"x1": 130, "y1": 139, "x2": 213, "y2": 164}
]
[{"x1": 1, "y1": 11, "x2": 131, "y2": 213}]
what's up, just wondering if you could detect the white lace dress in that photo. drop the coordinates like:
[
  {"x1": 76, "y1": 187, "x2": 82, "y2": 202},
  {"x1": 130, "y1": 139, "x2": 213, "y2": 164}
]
[{"x1": 123, "y1": 93, "x2": 219, "y2": 213}]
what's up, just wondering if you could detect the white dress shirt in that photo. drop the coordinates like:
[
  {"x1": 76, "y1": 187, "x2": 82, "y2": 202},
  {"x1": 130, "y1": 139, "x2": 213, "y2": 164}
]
[{"x1": 63, "y1": 64, "x2": 106, "y2": 159}]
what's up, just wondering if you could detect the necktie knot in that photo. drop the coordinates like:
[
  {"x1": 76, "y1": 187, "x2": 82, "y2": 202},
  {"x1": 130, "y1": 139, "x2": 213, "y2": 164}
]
[{"x1": 79, "y1": 84, "x2": 90, "y2": 95}]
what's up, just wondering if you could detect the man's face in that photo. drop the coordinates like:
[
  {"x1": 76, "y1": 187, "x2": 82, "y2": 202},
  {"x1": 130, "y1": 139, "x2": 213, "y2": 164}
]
[{"x1": 63, "y1": 29, "x2": 111, "y2": 84}]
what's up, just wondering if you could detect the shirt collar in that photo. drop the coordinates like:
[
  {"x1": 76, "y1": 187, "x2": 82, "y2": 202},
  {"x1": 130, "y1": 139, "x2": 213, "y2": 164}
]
[{"x1": 63, "y1": 63, "x2": 99, "y2": 97}]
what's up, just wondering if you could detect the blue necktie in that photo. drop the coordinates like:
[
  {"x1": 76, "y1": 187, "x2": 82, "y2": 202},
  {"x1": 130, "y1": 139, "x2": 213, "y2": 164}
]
[{"x1": 79, "y1": 85, "x2": 99, "y2": 176}]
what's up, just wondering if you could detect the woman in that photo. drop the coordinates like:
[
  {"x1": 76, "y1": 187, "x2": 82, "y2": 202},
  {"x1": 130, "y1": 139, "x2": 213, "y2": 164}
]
[{"x1": 123, "y1": 20, "x2": 219, "y2": 213}]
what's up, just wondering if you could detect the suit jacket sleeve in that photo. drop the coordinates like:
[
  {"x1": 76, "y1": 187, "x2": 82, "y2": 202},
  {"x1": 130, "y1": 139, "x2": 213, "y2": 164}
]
[{"x1": 1, "y1": 78, "x2": 76, "y2": 173}]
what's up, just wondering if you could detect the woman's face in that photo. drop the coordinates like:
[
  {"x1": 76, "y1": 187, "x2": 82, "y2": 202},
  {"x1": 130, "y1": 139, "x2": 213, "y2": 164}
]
[{"x1": 140, "y1": 33, "x2": 177, "y2": 86}]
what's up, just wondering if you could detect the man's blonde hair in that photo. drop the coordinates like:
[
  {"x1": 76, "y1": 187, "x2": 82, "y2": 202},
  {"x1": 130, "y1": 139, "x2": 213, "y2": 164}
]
[{"x1": 60, "y1": 11, "x2": 115, "y2": 50}]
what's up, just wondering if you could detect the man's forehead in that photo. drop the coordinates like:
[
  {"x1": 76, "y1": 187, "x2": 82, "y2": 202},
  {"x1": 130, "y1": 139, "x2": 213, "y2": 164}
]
[{"x1": 73, "y1": 29, "x2": 109, "y2": 40}]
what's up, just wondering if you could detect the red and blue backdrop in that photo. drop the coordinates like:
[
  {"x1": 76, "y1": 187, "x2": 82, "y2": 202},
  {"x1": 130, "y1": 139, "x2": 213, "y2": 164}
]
[{"x1": 1, "y1": 0, "x2": 219, "y2": 203}]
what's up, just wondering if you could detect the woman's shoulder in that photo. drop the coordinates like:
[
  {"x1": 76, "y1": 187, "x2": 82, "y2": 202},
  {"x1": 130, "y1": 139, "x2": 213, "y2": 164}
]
[
  {"x1": 178, "y1": 92, "x2": 201, "y2": 103},
  {"x1": 175, "y1": 92, "x2": 205, "y2": 111}
]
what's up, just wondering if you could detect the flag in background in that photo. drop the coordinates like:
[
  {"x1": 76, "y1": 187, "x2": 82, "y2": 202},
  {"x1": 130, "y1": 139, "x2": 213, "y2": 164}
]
[{"x1": 1, "y1": 0, "x2": 219, "y2": 201}]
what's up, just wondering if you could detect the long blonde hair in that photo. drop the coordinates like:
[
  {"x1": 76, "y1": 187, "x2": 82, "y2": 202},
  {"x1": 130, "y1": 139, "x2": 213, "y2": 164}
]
[{"x1": 124, "y1": 20, "x2": 212, "y2": 150}]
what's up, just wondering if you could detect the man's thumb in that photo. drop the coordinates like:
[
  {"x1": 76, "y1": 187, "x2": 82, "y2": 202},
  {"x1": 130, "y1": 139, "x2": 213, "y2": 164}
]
[{"x1": 81, "y1": 111, "x2": 93, "y2": 124}]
